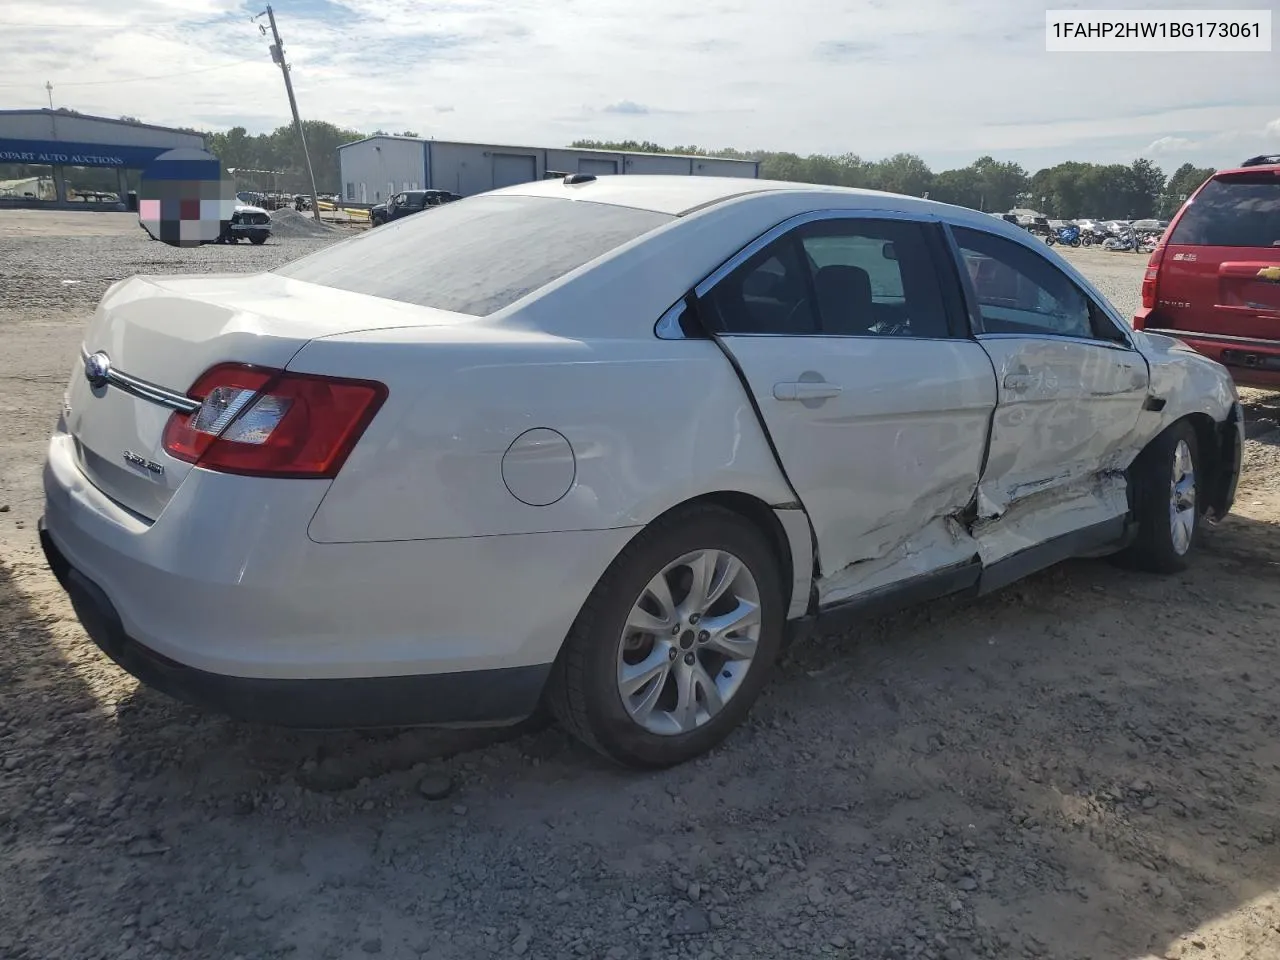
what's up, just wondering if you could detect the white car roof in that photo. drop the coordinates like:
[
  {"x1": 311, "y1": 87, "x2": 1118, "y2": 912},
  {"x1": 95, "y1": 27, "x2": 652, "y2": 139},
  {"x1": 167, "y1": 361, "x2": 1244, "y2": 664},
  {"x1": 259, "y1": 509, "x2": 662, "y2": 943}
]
[{"x1": 492, "y1": 174, "x2": 944, "y2": 218}]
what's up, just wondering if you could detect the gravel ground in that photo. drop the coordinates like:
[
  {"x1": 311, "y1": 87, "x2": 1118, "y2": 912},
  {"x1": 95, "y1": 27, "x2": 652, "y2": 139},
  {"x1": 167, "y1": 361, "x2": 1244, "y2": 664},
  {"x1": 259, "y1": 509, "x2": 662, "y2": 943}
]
[{"x1": 2, "y1": 211, "x2": 1280, "y2": 960}]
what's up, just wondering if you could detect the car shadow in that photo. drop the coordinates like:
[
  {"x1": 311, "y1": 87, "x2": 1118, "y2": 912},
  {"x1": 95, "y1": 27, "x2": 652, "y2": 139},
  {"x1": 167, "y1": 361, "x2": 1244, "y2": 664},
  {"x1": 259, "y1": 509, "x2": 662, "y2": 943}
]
[{"x1": 2, "y1": 505, "x2": 1279, "y2": 959}]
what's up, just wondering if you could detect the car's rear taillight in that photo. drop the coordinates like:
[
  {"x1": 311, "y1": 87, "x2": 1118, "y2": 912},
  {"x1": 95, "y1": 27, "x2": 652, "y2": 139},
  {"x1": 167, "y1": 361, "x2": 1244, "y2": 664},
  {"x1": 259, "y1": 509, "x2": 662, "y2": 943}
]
[
  {"x1": 1136, "y1": 243, "x2": 1168, "y2": 326},
  {"x1": 162, "y1": 363, "x2": 387, "y2": 478}
]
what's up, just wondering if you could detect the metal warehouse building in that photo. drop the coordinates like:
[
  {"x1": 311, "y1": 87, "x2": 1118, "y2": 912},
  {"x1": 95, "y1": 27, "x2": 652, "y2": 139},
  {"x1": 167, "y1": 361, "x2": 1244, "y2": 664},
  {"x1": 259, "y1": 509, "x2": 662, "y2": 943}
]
[
  {"x1": 337, "y1": 136, "x2": 760, "y2": 205},
  {"x1": 0, "y1": 109, "x2": 205, "y2": 209}
]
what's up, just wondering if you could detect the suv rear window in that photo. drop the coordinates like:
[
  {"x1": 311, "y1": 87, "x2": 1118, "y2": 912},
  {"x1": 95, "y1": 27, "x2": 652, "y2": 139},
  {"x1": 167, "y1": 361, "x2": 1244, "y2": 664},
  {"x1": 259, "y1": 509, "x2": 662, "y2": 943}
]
[
  {"x1": 1168, "y1": 175, "x2": 1280, "y2": 248},
  {"x1": 275, "y1": 195, "x2": 673, "y2": 316}
]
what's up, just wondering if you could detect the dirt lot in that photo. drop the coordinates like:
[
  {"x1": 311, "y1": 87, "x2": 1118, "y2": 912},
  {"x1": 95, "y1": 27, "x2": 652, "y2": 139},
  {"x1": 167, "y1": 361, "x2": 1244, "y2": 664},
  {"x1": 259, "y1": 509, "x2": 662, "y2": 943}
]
[{"x1": 2, "y1": 210, "x2": 1279, "y2": 960}]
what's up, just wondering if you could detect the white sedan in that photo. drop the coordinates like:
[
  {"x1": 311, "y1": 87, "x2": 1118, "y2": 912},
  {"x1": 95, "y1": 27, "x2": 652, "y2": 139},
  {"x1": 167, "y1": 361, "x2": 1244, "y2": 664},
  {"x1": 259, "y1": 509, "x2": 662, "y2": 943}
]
[{"x1": 41, "y1": 175, "x2": 1243, "y2": 768}]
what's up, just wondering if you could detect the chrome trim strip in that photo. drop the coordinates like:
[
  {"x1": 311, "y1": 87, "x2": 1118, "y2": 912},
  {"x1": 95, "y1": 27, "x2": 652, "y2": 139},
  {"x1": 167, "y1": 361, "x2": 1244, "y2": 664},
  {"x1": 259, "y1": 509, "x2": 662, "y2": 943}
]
[
  {"x1": 81, "y1": 348, "x2": 201, "y2": 414},
  {"x1": 975, "y1": 332, "x2": 1136, "y2": 353}
]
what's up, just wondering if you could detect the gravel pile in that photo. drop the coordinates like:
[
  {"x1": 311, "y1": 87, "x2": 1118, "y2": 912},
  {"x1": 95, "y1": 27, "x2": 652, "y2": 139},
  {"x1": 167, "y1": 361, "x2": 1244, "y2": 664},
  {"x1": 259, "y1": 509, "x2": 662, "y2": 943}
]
[
  {"x1": 2, "y1": 223, "x2": 1280, "y2": 960},
  {"x1": 269, "y1": 207, "x2": 340, "y2": 238},
  {"x1": 0, "y1": 230, "x2": 338, "y2": 312}
]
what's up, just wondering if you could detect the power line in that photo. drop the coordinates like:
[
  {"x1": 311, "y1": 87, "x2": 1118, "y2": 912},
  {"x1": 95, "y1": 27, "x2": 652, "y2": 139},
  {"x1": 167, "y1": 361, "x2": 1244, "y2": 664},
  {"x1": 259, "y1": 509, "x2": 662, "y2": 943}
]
[
  {"x1": 0, "y1": 58, "x2": 264, "y2": 88},
  {"x1": 0, "y1": 22, "x2": 146, "y2": 28},
  {"x1": 0, "y1": 16, "x2": 246, "y2": 28}
]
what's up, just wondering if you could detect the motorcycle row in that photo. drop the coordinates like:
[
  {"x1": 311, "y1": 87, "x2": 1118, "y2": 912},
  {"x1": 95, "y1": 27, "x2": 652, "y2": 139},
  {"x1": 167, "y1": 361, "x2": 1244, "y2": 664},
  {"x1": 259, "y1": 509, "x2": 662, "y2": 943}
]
[{"x1": 1041, "y1": 221, "x2": 1162, "y2": 253}]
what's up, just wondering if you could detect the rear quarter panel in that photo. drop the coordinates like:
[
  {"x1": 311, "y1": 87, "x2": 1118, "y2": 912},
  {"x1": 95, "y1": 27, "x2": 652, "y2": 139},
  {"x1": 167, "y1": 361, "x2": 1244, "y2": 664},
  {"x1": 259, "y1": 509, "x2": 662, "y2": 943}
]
[{"x1": 291, "y1": 326, "x2": 797, "y2": 543}]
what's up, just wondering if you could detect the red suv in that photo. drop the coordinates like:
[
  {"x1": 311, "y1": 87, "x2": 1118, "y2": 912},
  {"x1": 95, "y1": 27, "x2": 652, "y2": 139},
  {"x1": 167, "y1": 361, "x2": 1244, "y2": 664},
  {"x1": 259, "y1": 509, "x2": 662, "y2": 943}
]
[{"x1": 1133, "y1": 155, "x2": 1280, "y2": 388}]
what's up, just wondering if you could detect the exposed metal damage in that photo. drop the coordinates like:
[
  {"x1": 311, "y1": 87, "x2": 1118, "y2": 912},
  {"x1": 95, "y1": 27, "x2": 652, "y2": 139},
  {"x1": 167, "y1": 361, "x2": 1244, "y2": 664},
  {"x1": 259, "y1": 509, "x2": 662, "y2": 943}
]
[{"x1": 814, "y1": 468, "x2": 1132, "y2": 606}]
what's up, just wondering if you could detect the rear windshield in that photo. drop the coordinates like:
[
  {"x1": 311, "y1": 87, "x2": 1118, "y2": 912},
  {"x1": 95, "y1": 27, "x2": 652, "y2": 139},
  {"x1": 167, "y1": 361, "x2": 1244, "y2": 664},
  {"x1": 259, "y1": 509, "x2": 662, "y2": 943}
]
[
  {"x1": 275, "y1": 195, "x2": 674, "y2": 316},
  {"x1": 1168, "y1": 175, "x2": 1280, "y2": 248}
]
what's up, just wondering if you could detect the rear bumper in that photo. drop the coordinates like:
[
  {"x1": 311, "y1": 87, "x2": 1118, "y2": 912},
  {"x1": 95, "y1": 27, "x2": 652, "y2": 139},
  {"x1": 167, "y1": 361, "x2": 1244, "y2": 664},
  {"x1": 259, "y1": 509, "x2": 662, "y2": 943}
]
[
  {"x1": 40, "y1": 429, "x2": 637, "y2": 728},
  {"x1": 39, "y1": 520, "x2": 548, "y2": 728},
  {"x1": 1138, "y1": 325, "x2": 1280, "y2": 388}
]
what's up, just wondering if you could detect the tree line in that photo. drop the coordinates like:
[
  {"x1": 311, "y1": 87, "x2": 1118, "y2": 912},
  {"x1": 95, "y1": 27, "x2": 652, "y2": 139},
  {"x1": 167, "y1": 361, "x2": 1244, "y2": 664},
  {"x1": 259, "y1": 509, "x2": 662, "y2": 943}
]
[
  {"x1": 199, "y1": 120, "x2": 1215, "y2": 220},
  {"x1": 572, "y1": 140, "x2": 1215, "y2": 220}
]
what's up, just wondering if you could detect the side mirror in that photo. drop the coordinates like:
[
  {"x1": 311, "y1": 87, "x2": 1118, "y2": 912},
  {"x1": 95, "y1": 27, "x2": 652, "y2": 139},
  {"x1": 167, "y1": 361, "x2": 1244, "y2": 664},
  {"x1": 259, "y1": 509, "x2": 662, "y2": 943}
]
[{"x1": 882, "y1": 241, "x2": 897, "y2": 261}]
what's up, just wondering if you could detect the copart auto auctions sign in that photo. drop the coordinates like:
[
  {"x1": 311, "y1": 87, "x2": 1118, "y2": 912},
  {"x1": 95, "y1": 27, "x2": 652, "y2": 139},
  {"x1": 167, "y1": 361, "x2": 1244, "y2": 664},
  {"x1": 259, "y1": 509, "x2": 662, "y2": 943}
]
[
  {"x1": 0, "y1": 150, "x2": 126, "y2": 166},
  {"x1": 0, "y1": 138, "x2": 181, "y2": 169}
]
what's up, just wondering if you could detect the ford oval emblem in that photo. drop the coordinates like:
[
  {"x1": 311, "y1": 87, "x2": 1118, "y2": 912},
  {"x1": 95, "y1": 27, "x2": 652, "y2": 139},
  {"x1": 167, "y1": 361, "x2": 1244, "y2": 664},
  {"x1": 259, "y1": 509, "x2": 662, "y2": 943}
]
[{"x1": 84, "y1": 351, "x2": 111, "y2": 389}]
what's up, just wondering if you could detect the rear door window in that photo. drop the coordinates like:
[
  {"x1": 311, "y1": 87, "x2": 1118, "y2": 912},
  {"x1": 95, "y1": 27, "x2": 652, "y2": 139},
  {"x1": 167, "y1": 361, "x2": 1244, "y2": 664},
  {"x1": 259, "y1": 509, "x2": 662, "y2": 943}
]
[
  {"x1": 797, "y1": 219, "x2": 951, "y2": 338},
  {"x1": 274, "y1": 195, "x2": 673, "y2": 316},
  {"x1": 953, "y1": 227, "x2": 1124, "y2": 341},
  {"x1": 702, "y1": 218, "x2": 955, "y2": 338},
  {"x1": 1169, "y1": 175, "x2": 1280, "y2": 248}
]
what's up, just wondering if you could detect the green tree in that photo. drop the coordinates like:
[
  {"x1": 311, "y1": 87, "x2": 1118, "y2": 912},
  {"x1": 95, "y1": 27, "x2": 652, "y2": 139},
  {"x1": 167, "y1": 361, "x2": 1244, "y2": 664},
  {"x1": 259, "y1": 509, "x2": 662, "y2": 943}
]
[
  {"x1": 1125, "y1": 158, "x2": 1166, "y2": 219},
  {"x1": 868, "y1": 153, "x2": 934, "y2": 197},
  {"x1": 930, "y1": 166, "x2": 983, "y2": 209},
  {"x1": 971, "y1": 156, "x2": 1029, "y2": 212},
  {"x1": 1161, "y1": 163, "x2": 1215, "y2": 217},
  {"x1": 206, "y1": 121, "x2": 364, "y2": 192}
]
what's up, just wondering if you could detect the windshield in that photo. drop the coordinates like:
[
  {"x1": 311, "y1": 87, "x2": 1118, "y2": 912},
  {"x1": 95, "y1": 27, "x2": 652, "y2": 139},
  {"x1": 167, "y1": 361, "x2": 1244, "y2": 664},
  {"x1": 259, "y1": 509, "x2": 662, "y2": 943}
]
[
  {"x1": 1169, "y1": 176, "x2": 1280, "y2": 248},
  {"x1": 275, "y1": 194, "x2": 674, "y2": 316}
]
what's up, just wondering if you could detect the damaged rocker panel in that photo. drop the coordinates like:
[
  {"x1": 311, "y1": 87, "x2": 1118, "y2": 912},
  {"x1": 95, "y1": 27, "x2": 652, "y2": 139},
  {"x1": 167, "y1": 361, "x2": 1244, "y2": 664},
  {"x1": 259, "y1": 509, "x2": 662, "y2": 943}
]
[{"x1": 803, "y1": 469, "x2": 1132, "y2": 627}]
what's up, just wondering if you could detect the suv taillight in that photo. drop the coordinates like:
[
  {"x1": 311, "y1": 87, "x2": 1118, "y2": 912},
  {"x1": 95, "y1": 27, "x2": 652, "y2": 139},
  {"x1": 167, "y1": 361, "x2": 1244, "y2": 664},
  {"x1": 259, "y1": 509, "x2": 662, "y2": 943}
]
[
  {"x1": 1137, "y1": 243, "x2": 1168, "y2": 325},
  {"x1": 162, "y1": 363, "x2": 387, "y2": 478}
]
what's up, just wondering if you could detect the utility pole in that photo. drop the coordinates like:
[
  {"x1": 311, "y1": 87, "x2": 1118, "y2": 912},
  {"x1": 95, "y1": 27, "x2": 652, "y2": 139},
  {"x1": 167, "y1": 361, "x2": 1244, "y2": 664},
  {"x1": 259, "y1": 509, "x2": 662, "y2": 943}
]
[
  {"x1": 258, "y1": 6, "x2": 321, "y2": 221},
  {"x1": 45, "y1": 81, "x2": 53, "y2": 109}
]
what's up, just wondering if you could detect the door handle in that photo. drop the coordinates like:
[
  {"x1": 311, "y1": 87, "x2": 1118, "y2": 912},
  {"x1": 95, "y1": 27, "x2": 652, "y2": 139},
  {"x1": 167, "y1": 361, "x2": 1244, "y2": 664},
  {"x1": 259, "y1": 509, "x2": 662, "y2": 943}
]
[
  {"x1": 773, "y1": 381, "x2": 842, "y2": 401},
  {"x1": 1003, "y1": 373, "x2": 1034, "y2": 392}
]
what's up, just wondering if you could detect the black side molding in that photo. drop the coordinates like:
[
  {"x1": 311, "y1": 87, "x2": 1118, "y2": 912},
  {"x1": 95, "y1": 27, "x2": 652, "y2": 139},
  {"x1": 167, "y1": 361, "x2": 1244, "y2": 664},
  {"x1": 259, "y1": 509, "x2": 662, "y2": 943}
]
[
  {"x1": 785, "y1": 560, "x2": 981, "y2": 645},
  {"x1": 785, "y1": 515, "x2": 1132, "y2": 643},
  {"x1": 977, "y1": 516, "x2": 1128, "y2": 595}
]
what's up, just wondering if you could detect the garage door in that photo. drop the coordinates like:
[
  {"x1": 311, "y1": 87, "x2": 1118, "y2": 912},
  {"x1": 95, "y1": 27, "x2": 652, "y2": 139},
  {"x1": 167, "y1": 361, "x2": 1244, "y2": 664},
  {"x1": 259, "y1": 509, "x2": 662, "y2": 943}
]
[
  {"x1": 492, "y1": 153, "x2": 537, "y2": 189},
  {"x1": 578, "y1": 158, "x2": 618, "y2": 176}
]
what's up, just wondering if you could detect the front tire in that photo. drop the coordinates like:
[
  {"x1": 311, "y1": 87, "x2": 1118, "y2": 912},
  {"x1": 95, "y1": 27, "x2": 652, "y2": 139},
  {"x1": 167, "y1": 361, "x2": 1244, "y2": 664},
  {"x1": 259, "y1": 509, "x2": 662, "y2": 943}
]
[
  {"x1": 1121, "y1": 421, "x2": 1200, "y2": 573},
  {"x1": 548, "y1": 504, "x2": 785, "y2": 768}
]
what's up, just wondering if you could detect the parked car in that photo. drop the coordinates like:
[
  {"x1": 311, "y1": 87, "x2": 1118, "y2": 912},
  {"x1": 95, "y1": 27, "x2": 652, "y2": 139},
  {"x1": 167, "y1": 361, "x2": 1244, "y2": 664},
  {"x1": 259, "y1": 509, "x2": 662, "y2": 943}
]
[
  {"x1": 140, "y1": 203, "x2": 271, "y2": 245},
  {"x1": 1134, "y1": 155, "x2": 1280, "y2": 388},
  {"x1": 370, "y1": 189, "x2": 460, "y2": 226},
  {"x1": 220, "y1": 203, "x2": 271, "y2": 245},
  {"x1": 42, "y1": 176, "x2": 1242, "y2": 768}
]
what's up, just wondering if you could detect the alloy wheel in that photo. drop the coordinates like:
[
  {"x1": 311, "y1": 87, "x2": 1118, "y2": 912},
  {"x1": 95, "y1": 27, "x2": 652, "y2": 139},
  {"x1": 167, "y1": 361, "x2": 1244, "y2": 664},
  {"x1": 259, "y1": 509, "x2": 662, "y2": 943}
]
[
  {"x1": 1169, "y1": 438, "x2": 1196, "y2": 555},
  {"x1": 615, "y1": 549, "x2": 761, "y2": 736}
]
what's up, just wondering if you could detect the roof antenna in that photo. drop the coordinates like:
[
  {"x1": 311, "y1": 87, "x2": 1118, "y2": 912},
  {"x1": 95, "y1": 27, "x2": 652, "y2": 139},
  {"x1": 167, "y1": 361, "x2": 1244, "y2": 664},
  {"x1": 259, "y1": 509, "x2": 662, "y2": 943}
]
[{"x1": 563, "y1": 173, "x2": 596, "y2": 185}]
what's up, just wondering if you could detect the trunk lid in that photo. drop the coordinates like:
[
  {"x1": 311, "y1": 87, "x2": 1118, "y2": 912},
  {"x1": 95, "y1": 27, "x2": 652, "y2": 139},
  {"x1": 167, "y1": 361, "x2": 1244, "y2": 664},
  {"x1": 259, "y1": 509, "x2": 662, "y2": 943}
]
[
  {"x1": 1157, "y1": 171, "x2": 1280, "y2": 339},
  {"x1": 66, "y1": 272, "x2": 473, "y2": 520}
]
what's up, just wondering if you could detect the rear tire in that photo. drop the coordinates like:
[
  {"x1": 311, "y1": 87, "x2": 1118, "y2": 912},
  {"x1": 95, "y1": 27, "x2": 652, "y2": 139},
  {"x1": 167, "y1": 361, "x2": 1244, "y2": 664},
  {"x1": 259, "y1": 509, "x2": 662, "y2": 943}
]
[
  {"x1": 1120, "y1": 421, "x2": 1201, "y2": 573},
  {"x1": 547, "y1": 504, "x2": 785, "y2": 768}
]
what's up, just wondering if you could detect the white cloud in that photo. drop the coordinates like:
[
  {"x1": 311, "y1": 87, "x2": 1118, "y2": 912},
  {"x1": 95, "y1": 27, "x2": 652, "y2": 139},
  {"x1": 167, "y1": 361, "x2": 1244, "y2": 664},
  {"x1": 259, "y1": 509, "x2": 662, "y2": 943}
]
[
  {"x1": 1146, "y1": 136, "x2": 1196, "y2": 154},
  {"x1": 2, "y1": 0, "x2": 1277, "y2": 171},
  {"x1": 603, "y1": 101, "x2": 650, "y2": 116}
]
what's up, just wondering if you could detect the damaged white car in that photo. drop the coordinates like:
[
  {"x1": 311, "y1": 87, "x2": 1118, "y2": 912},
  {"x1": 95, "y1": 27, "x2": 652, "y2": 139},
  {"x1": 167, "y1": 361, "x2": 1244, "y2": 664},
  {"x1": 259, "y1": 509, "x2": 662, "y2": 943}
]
[{"x1": 41, "y1": 175, "x2": 1243, "y2": 768}]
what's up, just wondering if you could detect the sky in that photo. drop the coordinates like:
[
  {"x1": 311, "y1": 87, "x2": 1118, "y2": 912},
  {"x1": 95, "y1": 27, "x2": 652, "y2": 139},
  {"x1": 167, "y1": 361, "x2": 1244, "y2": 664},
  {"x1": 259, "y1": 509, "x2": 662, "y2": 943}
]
[{"x1": 0, "y1": 0, "x2": 1276, "y2": 173}]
